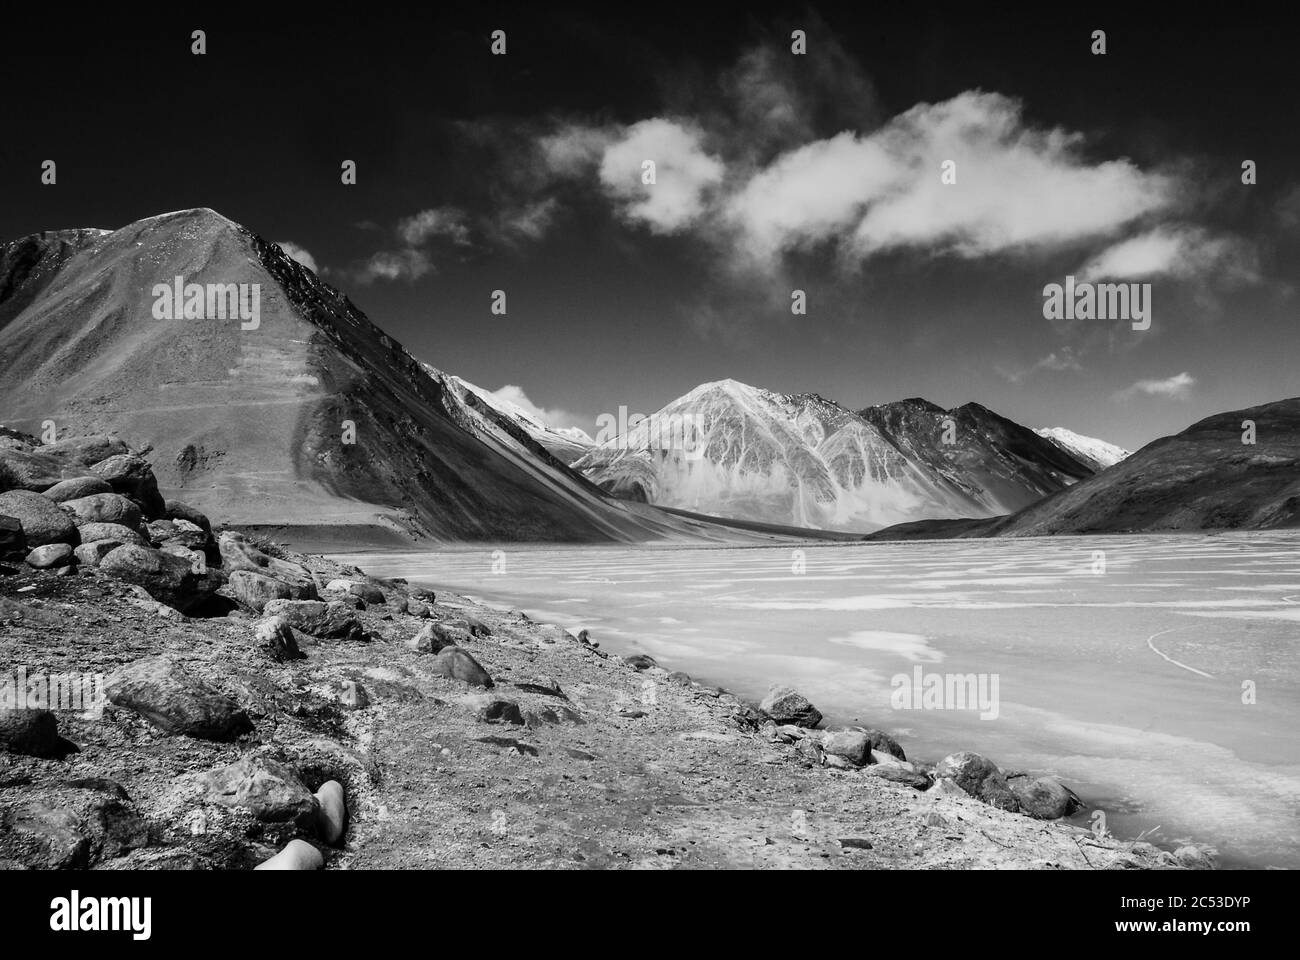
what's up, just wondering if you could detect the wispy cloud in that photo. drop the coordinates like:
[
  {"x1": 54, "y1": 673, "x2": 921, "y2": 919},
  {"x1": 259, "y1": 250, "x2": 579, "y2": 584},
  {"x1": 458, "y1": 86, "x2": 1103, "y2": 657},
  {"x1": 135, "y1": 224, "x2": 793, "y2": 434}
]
[
  {"x1": 997, "y1": 347, "x2": 1084, "y2": 384},
  {"x1": 1079, "y1": 225, "x2": 1259, "y2": 283},
  {"x1": 1113, "y1": 371, "x2": 1196, "y2": 401},
  {"x1": 275, "y1": 241, "x2": 318, "y2": 274}
]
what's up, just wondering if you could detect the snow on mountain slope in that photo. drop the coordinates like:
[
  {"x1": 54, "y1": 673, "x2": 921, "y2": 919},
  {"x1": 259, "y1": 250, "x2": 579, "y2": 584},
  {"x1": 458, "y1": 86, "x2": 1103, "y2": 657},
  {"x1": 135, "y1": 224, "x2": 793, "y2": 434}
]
[
  {"x1": 1035, "y1": 427, "x2": 1130, "y2": 472},
  {"x1": 449, "y1": 376, "x2": 594, "y2": 464},
  {"x1": 571, "y1": 379, "x2": 1045, "y2": 533}
]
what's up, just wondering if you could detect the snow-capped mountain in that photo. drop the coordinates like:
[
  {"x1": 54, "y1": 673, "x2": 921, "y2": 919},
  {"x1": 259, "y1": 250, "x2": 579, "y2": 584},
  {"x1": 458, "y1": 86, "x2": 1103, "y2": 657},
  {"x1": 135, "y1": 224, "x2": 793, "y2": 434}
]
[
  {"x1": 446, "y1": 376, "x2": 594, "y2": 464},
  {"x1": 1035, "y1": 427, "x2": 1130, "y2": 472},
  {"x1": 572, "y1": 379, "x2": 1094, "y2": 533}
]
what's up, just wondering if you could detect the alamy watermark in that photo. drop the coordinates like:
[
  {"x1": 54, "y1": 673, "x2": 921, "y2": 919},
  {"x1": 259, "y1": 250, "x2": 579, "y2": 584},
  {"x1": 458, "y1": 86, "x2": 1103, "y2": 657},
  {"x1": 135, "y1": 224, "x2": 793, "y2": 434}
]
[
  {"x1": 152, "y1": 276, "x2": 260, "y2": 330},
  {"x1": 1042, "y1": 275, "x2": 1150, "y2": 331},
  {"x1": 594, "y1": 405, "x2": 707, "y2": 460},
  {"x1": 1, "y1": 668, "x2": 106, "y2": 718},
  {"x1": 890, "y1": 666, "x2": 1000, "y2": 720}
]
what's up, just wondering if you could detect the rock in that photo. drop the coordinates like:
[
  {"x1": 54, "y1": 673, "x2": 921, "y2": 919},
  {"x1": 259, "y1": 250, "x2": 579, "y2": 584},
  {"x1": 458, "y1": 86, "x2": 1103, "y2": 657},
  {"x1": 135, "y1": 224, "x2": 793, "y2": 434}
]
[
  {"x1": 624, "y1": 654, "x2": 659, "y2": 671},
  {"x1": 934, "y1": 751, "x2": 1001, "y2": 795},
  {"x1": 443, "y1": 615, "x2": 492, "y2": 638},
  {"x1": 255, "y1": 839, "x2": 324, "y2": 870},
  {"x1": 475, "y1": 736, "x2": 538, "y2": 756},
  {"x1": 145, "y1": 519, "x2": 176, "y2": 544},
  {"x1": 863, "y1": 729, "x2": 906, "y2": 761},
  {"x1": 928, "y1": 777, "x2": 968, "y2": 799},
  {"x1": 0, "y1": 791, "x2": 146, "y2": 869},
  {"x1": 867, "y1": 765, "x2": 932, "y2": 789},
  {"x1": 90, "y1": 454, "x2": 165, "y2": 518},
  {"x1": 405, "y1": 598, "x2": 432, "y2": 618},
  {"x1": 324, "y1": 579, "x2": 385, "y2": 604},
  {"x1": 337, "y1": 681, "x2": 369, "y2": 710},
  {"x1": 261, "y1": 599, "x2": 364, "y2": 641},
  {"x1": 1008, "y1": 776, "x2": 1081, "y2": 819},
  {"x1": 821, "y1": 730, "x2": 872, "y2": 766},
  {"x1": 0, "y1": 490, "x2": 78, "y2": 547},
  {"x1": 468, "y1": 696, "x2": 524, "y2": 725},
  {"x1": 199, "y1": 756, "x2": 318, "y2": 827},
  {"x1": 216, "y1": 532, "x2": 315, "y2": 593},
  {"x1": 100, "y1": 544, "x2": 218, "y2": 612},
  {"x1": 977, "y1": 773, "x2": 1022, "y2": 812},
  {"x1": 25, "y1": 543, "x2": 74, "y2": 570},
  {"x1": 430, "y1": 647, "x2": 493, "y2": 688},
  {"x1": 795, "y1": 738, "x2": 825, "y2": 763},
  {"x1": 0, "y1": 515, "x2": 25, "y2": 561},
  {"x1": 75, "y1": 521, "x2": 147, "y2": 546},
  {"x1": 1173, "y1": 845, "x2": 1215, "y2": 869},
  {"x1": 410, "y1": 587, "x2": 436, "y2": 604},
  {"x1": 406, "y1": 621, "x2": 464, "y2": 653},
  {"x1": 165, "y1": 500, "x2": 211, "y2": 533},
  {"x1": 522, "y1": 705, "x2": 584, "y2": 728},
  {"x1": 160, "y1": 519, "x2": 209, "y2": 550},
  {"x1": 253, "y1": 615, "x2": 305, "y2": 661},
  {"x1": 42, "y1": 476, "x2": 113, "y2": 502},
  {"x1": 228, "y1": 569, "x2": 317, "y2": 613},
  {"x1": 105, "y1": 657, "x2": 253, "y2": 741},
  {"x1": 315, "y1": 781, "x2": 347, "y2": 846},
  {"x1": 839, "y1": 838, "x2": 874, "y2": 850},
  {"x1": 759, "y1": 686, "x2": 822, "y2": 728},
  {"x1": 667, "y1": 671, "x2": 692, "y2": 685},
  {"x1": 60, "y1": 492, "x2": 143, "y2": 529},
  {"x1": 73, "y1": 540, "x2": 124, "y2": 567},
  {"x1": 0, "y1": 709, "x2": 77, "y2": 758}
]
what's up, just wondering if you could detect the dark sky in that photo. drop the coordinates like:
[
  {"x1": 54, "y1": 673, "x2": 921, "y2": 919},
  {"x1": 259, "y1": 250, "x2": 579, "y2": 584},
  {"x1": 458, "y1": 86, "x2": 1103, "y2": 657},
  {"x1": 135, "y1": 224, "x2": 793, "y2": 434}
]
[{"x1": 2, "y1": 2, "x2": 1296, "y2": 450}]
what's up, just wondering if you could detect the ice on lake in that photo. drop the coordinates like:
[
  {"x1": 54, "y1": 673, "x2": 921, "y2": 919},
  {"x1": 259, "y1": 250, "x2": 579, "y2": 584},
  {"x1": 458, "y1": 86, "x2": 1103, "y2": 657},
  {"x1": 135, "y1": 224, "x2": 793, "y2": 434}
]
[{"x1": 337, "y1": 531, "x2": 1300, "y2": 869}]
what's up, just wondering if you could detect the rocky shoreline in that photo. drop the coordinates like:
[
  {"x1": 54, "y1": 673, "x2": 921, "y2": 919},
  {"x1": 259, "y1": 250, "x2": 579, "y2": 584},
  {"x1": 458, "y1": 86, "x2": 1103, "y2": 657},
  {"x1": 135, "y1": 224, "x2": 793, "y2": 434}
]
[{"x1": 1, "y1": 432, "x2": 1214, "y2": 870}]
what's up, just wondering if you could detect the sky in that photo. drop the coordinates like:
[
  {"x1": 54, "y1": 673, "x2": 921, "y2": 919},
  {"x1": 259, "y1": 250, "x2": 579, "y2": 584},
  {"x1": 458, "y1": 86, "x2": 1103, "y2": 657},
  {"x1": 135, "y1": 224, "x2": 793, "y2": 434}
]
[{"x1": 2, "y1": 2, "x2": 1296, "y2": 451}]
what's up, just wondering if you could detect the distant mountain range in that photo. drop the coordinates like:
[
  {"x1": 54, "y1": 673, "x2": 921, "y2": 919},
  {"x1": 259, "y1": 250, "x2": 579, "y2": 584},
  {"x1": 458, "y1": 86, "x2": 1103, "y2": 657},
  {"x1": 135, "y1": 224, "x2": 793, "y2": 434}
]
[
  {"x1": 571, "y1": 380, "x2": 1100, "y2": 533},
  {"x1": 1, "y1": 209, "x2": 1289, "y2": 543},
  {"x1": 869, "y1": 399, "x2": 1300, "y2": 539}
]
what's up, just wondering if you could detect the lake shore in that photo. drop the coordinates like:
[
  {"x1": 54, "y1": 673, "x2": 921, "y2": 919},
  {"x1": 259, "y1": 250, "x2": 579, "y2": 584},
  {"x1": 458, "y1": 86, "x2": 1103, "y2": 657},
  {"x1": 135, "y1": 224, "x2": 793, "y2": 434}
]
[{"x1": 1, "y1": 537, "x2": 1208, "y2": 870}]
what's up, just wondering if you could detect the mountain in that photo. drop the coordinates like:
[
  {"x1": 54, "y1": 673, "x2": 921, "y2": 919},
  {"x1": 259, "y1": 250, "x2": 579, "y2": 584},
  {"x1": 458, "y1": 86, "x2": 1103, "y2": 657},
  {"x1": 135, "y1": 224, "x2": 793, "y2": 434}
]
[
  {"x1": 1034, "y1": 427, "x2": 1129, "y2": 472},
  {"x1": 0, "y1": 209, "x2": 800, "y2": 547},
  {"x1": 868, "y1": 398, "x2": 1300, "y2": 538},
  {"x1": 446, "y1": 376, "x2": 594, "y2": 464},
  {"x1": 992, "y1": 399, "x2": 1300, "y2": 535},
  {"x1": 572, "y1": 379, "x2": 1094, "y2": 533}
]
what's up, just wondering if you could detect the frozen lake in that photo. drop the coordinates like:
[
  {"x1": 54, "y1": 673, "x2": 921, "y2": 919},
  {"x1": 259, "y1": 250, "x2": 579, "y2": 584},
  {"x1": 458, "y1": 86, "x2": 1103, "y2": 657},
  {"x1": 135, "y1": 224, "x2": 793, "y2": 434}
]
[{"x1": 336, "y1": 532, "x2": 1300, "y2": 869}]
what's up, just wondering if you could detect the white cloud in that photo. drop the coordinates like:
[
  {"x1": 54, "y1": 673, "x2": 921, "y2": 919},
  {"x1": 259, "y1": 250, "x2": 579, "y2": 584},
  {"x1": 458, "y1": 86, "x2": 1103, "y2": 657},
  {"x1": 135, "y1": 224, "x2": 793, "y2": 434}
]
[
  {"x1": 597, "y1": 119, "x2": 726, "y2": 233},
  {"x1": 276, "y1": 241, "x2": 318, "y2": 273},
  {"x1": 487, "y1": 384, "x2": 585, "y2": 432},
  {"x1": 397, "y1": 208, "x2": 471, "y2": 246},
  {"x1": 1079, "y1": 225, "x2": 1259, "y2": 283},
  {"x1": 354, "y1": 249, "x2": 433, "y2": 284},
  {"x1": 998, "y1": 348, "x2": 1083, "y2": 384},
  {"x1": 1114, "y1": 371, "x2": 1196, "y2": 401},
  {"x1": 727, "y1": 92, "x2": 1174, "y2": 265}
]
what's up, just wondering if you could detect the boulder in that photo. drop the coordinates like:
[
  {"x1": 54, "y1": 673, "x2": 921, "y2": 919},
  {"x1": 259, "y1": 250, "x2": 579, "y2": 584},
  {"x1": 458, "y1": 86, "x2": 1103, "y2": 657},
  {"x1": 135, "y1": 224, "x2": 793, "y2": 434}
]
[
  {"x1": 0, "y1": 709, "x2": 77, "y2": 758},
  {"x1": 76, "y1": 522, "x2": 146, "y2": 546},
  {"x1": 863, "y1": 729, "x2": 906, "y2": 761},
  {"x1": 624, "y1": 654, "x2": 659, "y2": 671},
  {"x1": 227, "y1": 570, "x2": 317, "y2": 613},
  {"x1": 759, "y1": 686, "x2": 822, "y2": 728},
  {"x1": 105, "y1": 657, "x2": 253, "y2": 740},
  {"x1": 100, "y1": 544, "x2": 218, "y2": 612},
  {"x1": 253, "y1": 615, "x2": 305, "y2": 661},
  {"x1": 60, "y1": 492, "x2": 142, "y2": 528},
  {"x1": 74, "y1": 540, "x2": 124, "y2": 567},
  {"x1": 0, "y1": 515, "x2": 25, "y2": 560},
  {"x1": 198, "y1": 756, "x2": 318, "y2": 827},
  {"x1": 522, "y1": 705, "x2": 583, "y2": 728},
  {"x1": 38, "y1": 435, "x2": 130, "y2": 468},
  {"x1": 25, "y1": 543, "x2": 74, "y2": 570},
  {"x1": 467, "y1": 696, "x2": 524, "y2": 725},
  {"x1": 42, "y1": 477, "x2": 113, "y2": 502},
  {"x1": 406, "y1": 621, "x2": 465, "y2": 653},
  {"x1": 217, "y1": 532, "x2": 316, "y2": 593},
  {"x1": 315, "y1": 781, "x2": 347, "y2": 846},
  {"x1": 165, "y1": 500, "x2": 211, "y2": 533},
  {"x1": 160, "y1": 519, "x2": 209, "y2": 550},
  {"x1": 405, "y1": 598, "x2": 432, "y2": 618},
  {"x1": 0, "y1": 490, "x2": 78, "y2": 547},
  {"x1": 430, "y1": 647, "x2": 493, "y2": 688},
  {"x1": 145, "y1": 519, "x2": 177, "y2": 544},
  {"x1": 821, "y1": 730, "x2": 872, "y2": 766},
  {"x1": 934, "y1": 751, "x2": 1021, "y2": 812},
  {"x1": 261, "y1": 599, "x2": 364, "y2": 641},
  {"x1": 324, "y1": 579, "x2": 384, "y2": 604},
  {"x1": 1007, "y1": 775, "x2": 1081, "y2": 819},
  {"x1": 255, "y1": 839, "x2": 323, "y2": 871},
  {"x1": 90, "y1": 454, "x2": 165, "y2": 518}
]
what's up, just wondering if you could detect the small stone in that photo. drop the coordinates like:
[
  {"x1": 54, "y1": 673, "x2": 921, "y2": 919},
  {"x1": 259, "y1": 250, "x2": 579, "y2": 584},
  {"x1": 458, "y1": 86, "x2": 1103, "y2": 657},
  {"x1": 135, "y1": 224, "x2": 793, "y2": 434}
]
[
  {"x1": 25, "y1": 543, "x2": 74, "y2": 570},
  {"x1": 315, "y1": 781, "x2": 347, "y2": 846},
  {"x1": 254, "y1": 839, "x2": 323, "y2": 871},
  {"x1": 0, "y1": 709, "x2": 76, "y2": 758},
  {"x1": 199, "y1": 756, "x2": 318, "y2": 827},
  {"x1": 759, "y1": 686, "x2": 822, "y2": 728}
]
